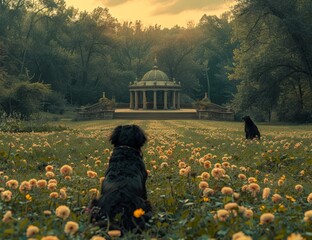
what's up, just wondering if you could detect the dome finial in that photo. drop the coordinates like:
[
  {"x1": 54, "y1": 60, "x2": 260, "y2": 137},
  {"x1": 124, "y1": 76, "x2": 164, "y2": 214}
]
[{"x1": 153, "y1": 56, "x2": 158, "y2": 70}]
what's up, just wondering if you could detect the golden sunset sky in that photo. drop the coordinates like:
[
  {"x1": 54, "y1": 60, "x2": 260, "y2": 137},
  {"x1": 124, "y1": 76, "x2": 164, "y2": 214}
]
[{"x1": 65, "y1": 0, "x2": 235, "y2": 28}]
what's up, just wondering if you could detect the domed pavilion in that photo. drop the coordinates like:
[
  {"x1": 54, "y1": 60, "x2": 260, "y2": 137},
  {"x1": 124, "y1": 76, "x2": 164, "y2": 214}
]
[{"x1": 129, "y1": 65, "x2": 181, "y2": 110}]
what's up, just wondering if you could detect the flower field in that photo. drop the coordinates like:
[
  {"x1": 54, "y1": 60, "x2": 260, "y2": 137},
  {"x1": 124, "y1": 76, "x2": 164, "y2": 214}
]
[{"x1": 0, "y1": 120, "x2": 312, "y2": 239}]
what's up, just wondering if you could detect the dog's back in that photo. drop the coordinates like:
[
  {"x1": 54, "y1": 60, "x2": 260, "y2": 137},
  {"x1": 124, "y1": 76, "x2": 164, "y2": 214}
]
[{"x1": 90, "y1": 125, "x2": 152, "y2": 231}]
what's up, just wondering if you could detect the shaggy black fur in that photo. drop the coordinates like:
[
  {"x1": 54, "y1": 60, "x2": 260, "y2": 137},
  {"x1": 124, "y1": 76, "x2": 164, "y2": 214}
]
[
  {"x1": 242, "y1": 116, "x2": 261, "y2": 140},
  {"x1": 90, "y1": 125, "x2": 152, "y2": 232}
]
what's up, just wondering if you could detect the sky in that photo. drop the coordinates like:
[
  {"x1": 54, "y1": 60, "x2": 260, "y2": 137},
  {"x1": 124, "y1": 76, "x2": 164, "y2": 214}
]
[{"x1": 65, "y1": 0, "x2": 235, "y2": 28}]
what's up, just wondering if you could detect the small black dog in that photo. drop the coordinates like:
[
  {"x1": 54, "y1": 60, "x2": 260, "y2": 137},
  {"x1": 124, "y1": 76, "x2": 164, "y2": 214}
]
[
  {"x1": 90, "y1": 125, "x2": 152, "y2": 232},
  {"x1": 242, "y1": 116, "x2": 261, "y2": 140}
]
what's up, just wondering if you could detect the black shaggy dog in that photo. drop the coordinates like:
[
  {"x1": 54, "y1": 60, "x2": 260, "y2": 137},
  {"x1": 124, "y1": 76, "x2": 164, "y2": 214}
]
[
  {"x1": 90, "y1": 124, "x2": 152, "y2": 232},
  {"x1": 242, "y1": 116, "x2": 261, "y2": 140}
]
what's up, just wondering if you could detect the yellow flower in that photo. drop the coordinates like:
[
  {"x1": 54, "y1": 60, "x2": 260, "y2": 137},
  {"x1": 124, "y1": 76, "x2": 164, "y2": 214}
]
[
  {"x1": 26, "y1": 194, "x2": 32, "y2": 201},
  {"x1": 48, "y1": 179, "x2": 58, "y2": 185},
  {"x1": 89, "y1": 188, "x2": 100, "y2": 200},
  {"x1": 244, "y1": 209, "x2": 253, "y2": 219},
  {"x1": 203, "y1": 160, "x2": 211, "y2": 169},
  {"x1": 262, "y1": 187, "x2": 271, "y2": 200},
  {"x1": 64, "y1": 176, "x2": 71, "y2": 181},
  {"x1": 2, "y1": 210, "x2": 13, "y2": 223},
  {"x1": 44, "y1": 210, "x2": 52, "y2": 215},
  {"x1": 55, "y1": 205, "x2": 70, "y2": 220},
  {"x1": 214, "y1": 163, "x2": 221, "y2": 168},
  {"x1": 203, "y1": 188, "x2": 214, "y2": 197},
  {"x1": 179, "y1": 168, "x2": 187, "y2": 176},
  {"x1": 259, "y1": 205, "x2": 266, "y2": 211},
  {"x1": 87, "y1": 170, "x2": 98, "y2": 178},
  {"x1": 26, "y1": 225, "x2": 39, "y2": 237},
  {"x1": 108, "y1": 230, "x2": 121, "y2": 237},
  {"x1": 50, "y1": 192, "x2": 59, "y2": 199},
  {"x1": 60, "y1": 165, "x2": 73, "y2": 176},
  {"x1": 277, "y1": 179, "x2": 284, "y2": 186},
  {"x1": 259, "y1": 213, "x2": 275, "y2": 224},
  {"x1": 59, "y1": 189, "x2": 67, "y2": 200},
  {"x1": 90, "y1": 236, "x2": 106, "y2": 240},
  {"x1": 47, "y1": 183, "x2": 57, "y2": 191},
  {"x1": 287, "y1": 233, "x2": 304, "y2": 240},
  {"x1": 272, "y1": 193, "x2": 282, "y2": 204},
  {"x1": 211, "y1": 167, "x2": 225, "y2": 179},
  {"x1": 41, "y1": 236, "x2": 59, "y2": 240},
  {"x1": 45, "y1": 165, "x2": 54, "y2": 172},
  {"x1": 203, "y1": 197, "x2": 209, "y2": 202},
  {"x1": 64, "y1": 221, "x2": 79, "y2": 235},
  {"x1": 303, "y1": 210, "x2": 312, "y2": 223},
  {"x1": 198, "y1": 181, "x2": 209, "y2": 190},
  {"x1": 37, "y1": 179, "x2": 47, "y2": 189},
  {"x1": 286, "y1": 195, "x2": 296, "y2": 202},
  {"x1": 232, "y1": 231, "x2": 253, "y2": 240},
  {"x1": 238, "y1": 174, "x2": 247, "y2": 180},
  {"x1": 6, "y1": 179, "x2": 19, "y2": 189},
  {"x1": 248, "y1": 183, "x2": 261, "y2": 196},
  {"x1": 45, "y1": 171, "x2": 55, "y2": 179},
  {"x1": 133, "y1": 208, "x2": 145, "y2": 218},
  {"x1": 1, "y1": 190, "x2": 12, "y2": 202},
  {"x1": 278, "y1": 204, "x2": 287, "y2": 212},
  {"x1": 221, "y1": 187, "x2": 233, "y2": 195},
  {"x1": 248, "y1": 177, "x2": 257, "y2": 183},
  {"x1": 295, "y1": 184, "x2": 303, "y2": 191},
  {"x1": 29, "y1": 178, "x2": 37, "y2": 187},
  {"x1": 200, "y1": 172, "x2": 210, "y2": 180},
  {"x1": 103, "y1": 148, "x2": 110, "y2": 154},
  {"x1": 19, "y1": 181, "x2": 31, "y2": 193},
  {"x1": 224, "y1": 203, "x2": 238, "y2": 211},
  {"x1": 216, "y1": 209, "x2": 229, "y2": 222}
]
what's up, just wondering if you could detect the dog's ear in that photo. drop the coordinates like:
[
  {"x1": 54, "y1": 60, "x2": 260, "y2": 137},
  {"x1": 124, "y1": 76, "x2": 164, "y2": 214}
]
[
  {"x1": 109, "y1": 125, "x2": 123, "y2": 146},
  {"x1": 133, "y1": 125, "x2": 147, "y2": 148}
]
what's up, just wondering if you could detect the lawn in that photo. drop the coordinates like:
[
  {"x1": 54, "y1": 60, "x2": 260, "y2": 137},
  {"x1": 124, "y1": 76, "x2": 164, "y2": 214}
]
[{"x1": 0, "y1": 120, "x2": 311, "y2": 239}]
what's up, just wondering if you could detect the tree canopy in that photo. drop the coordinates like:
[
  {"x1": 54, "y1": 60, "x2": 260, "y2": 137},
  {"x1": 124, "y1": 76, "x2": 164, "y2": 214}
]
[
  {"x1": 230, "y1": 0, "x2": 312, "y2": 122},
  {"x1": 0, "y1": 0, "x2": 311, "y2": 122}
]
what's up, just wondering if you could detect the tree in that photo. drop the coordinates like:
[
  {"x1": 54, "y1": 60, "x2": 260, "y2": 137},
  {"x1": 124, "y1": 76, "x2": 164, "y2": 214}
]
[
  {"x1": 155, "y1": 28, "x2": 202, "y2": 100},
  {"x1": 230, "y1": 0, "x2": 312, "y2": 121},
  {"x1": 196, "y1": 13, "x2": 237, "y2": 105},
  {"x1": 113, "y1": 21, "x2": 159, "y2": 77}
]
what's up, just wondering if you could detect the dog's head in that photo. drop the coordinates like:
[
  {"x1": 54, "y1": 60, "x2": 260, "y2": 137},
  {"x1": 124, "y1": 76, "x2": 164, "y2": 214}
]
[
  {"x1": 109, "y1": 125, "x2": 147, "y2": 149},
  {"x1": 242, "y1": 116, "x2": 251, "y2": 122}
]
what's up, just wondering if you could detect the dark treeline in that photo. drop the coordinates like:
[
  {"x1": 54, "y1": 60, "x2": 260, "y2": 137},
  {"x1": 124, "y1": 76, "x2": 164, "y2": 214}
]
[{"x1": 0, "y1": 0, "x2": 311, "y2": 122}]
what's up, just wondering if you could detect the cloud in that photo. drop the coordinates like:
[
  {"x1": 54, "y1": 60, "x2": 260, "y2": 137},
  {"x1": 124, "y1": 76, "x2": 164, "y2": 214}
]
[
  {"x1": 98, "y1": 0, "x2": 234, "y2": 15},
  {"x1": 100, "y1": 0, "x2": 129, "y2": 6},
  {"x1": 151, "y1": 0, "x2": 233, "y2": 15}
]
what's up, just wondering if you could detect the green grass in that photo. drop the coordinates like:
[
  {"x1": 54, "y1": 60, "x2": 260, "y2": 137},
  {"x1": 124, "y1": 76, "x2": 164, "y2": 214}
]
[{"x1": 0, "y1": 120, "x2": 311, "y2": 239}]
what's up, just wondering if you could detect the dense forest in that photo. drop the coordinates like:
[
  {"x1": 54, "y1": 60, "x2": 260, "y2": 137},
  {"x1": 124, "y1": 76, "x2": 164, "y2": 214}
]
[{"x1": 0, "y1": 0, "x2": 311, "y2": 122}]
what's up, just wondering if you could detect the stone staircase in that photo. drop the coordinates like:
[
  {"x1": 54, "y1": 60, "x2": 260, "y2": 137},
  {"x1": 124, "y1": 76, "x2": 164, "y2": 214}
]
[{"x1": 114, "y1": 110, "x2": 198, "y2": 120}]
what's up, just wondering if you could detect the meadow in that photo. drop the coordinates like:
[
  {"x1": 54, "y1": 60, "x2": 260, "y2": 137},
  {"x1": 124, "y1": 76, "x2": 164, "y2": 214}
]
[{"x1": 0, "y1": 120, "x2": 311, "y2": 240}]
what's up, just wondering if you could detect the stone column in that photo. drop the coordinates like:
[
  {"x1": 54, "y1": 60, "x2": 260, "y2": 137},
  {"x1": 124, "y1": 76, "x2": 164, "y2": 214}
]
[
  {"x1": 177, "y1": 91, "x2": 181, "y2": 109},
  {"x1": 129, "y1": 91, "x2": 134, "y2": 109},
  {"x1": 153, "y1": 91, "x2": 157, "y2": 110},
  {"x1": 134, "y1": 91, "x2": 139, "y2": 110},
  {"x1": 164, "y1": 91, "x2": 168, "y2": 110},
  {"x1": 172, "y1": 91, "x2": 176, "y2": 109},
  {"x1": 143, "y1": 91, "x2": 147, "y2": 110}
]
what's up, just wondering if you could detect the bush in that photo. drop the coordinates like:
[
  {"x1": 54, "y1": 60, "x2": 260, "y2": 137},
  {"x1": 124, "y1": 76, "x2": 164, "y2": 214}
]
[
  {"x1": 43, "y1": 92, "x2": 66, "y2": 114},
  {"x1": 0, "y1": 116, "x2": 67, "y2": 132}
]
